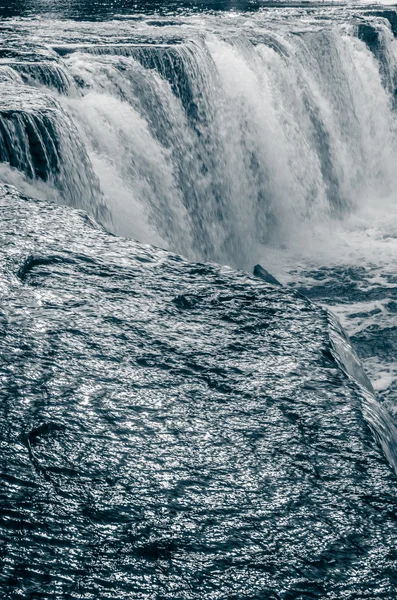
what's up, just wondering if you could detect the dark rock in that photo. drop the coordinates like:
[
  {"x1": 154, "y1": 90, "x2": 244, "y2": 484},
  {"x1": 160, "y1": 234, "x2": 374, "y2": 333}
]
[{"x1": 253, "y1": 263, "x2": 282, "y2": 286}]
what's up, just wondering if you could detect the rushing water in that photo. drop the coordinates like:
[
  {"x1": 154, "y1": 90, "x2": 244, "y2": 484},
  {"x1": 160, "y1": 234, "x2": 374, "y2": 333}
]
[
  {"x1": 1, "y1": 3, "x2": 397, "y2": 402},
  {"x1": 1, "y1": 1, "x2": 397, "y2": 598}
]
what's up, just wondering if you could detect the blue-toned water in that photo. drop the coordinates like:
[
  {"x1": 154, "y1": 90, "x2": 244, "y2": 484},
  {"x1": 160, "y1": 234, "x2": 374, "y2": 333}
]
[{"x1": 1, "y1": 2, "x2": 397, "y2": 598}]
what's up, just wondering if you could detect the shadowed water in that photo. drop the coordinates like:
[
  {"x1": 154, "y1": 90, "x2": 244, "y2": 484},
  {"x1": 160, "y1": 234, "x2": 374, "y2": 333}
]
[{"x1": 1, "y1": 185, "x2": 397, "y2": 599}]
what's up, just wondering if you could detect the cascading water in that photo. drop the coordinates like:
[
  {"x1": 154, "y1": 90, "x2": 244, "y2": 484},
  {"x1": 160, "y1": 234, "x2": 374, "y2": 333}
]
[
  {"x1": 57, "y1": 21, "x2": 397, "y2": 266},
  {"x1": 0, "y1": 82, "x2": 107, "y2": 220},
  {"x1": 0, "y1": 8, "x2": 396, "y2": 267},
  {"x1": 3, "y1": 8, "x2": 397, "y2": 414}
]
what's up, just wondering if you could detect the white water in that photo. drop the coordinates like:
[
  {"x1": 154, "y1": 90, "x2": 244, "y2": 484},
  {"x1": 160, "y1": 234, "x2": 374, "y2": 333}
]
[
  {"x1": 54, "y1": 14, "x2": 397, "y2": 267},
  {"x1": 0, "y1": 10, "x2": 396, "y2": 263}
]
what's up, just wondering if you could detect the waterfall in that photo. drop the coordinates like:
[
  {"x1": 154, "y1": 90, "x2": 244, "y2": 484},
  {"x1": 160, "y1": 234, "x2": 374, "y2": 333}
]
[
  {"x1": 0, "y1": 81, "x2": 108, "y2": 221},
  {"x1": 1, "y1": 8, "x2": 397, "y2": 267}
]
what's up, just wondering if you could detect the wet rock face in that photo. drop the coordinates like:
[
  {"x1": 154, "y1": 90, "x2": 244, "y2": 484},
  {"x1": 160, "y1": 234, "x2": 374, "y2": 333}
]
[
  {"x1": 0, "y1": 186, "x2": 397, "y2": 599},
  {"x1": 253, "y1": 263, "x2": 282, "y2": 286}
]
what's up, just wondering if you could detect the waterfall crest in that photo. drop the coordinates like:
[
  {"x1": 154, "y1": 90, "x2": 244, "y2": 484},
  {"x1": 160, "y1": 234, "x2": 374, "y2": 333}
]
[{"x1": 0, "y1": 8, "x2": 397, "y2": 266}]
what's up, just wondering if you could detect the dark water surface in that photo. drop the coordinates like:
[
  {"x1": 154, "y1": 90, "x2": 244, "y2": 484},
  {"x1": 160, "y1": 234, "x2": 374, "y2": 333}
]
[
  {"x1": 1, "y1": 186, "x2": 397, "y2": 599},
  {"x1": 0, "y1": 0, "x2": 295, "y2": 20}
]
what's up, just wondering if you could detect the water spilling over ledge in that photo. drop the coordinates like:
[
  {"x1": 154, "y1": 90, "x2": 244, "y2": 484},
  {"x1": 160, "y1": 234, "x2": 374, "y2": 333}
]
[
  {"x1": 0, "y1": 6, "x2": 397, "y2": 265},
  {"x1": 0, "y1": 83, "x2": 108, "y2": 221},
  {"x1": 0, "y1": 185, "x2": 397, "y2": 598}
]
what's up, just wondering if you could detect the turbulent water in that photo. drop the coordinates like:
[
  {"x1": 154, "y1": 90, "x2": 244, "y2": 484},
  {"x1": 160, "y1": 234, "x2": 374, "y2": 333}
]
[{"x1": 2, "y1": 1, "x2": 397, "y2": 598}]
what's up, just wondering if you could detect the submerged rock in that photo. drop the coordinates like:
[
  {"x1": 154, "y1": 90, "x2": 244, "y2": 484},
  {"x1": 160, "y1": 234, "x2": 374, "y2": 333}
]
[{"x1": 0, "y1": 186, "x2": 397, "y2": 598}]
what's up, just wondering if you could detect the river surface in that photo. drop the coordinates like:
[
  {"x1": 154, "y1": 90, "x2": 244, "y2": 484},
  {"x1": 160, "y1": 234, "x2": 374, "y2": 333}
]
[{"x1": 1, "y1": 1, "x2": 397, "y2": 598}]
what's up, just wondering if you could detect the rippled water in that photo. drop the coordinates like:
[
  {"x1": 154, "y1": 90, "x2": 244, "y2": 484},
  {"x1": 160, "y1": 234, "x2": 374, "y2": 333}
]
[
  {"x1": 1, "y1": 1, "x2": 397, "y2": 598},
  {"x1": 0, "y1": 0, "x2": 301, "y2": 20},
  {"x1": 1, "y1": 185, "x2": 397, "y2": 599}
]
